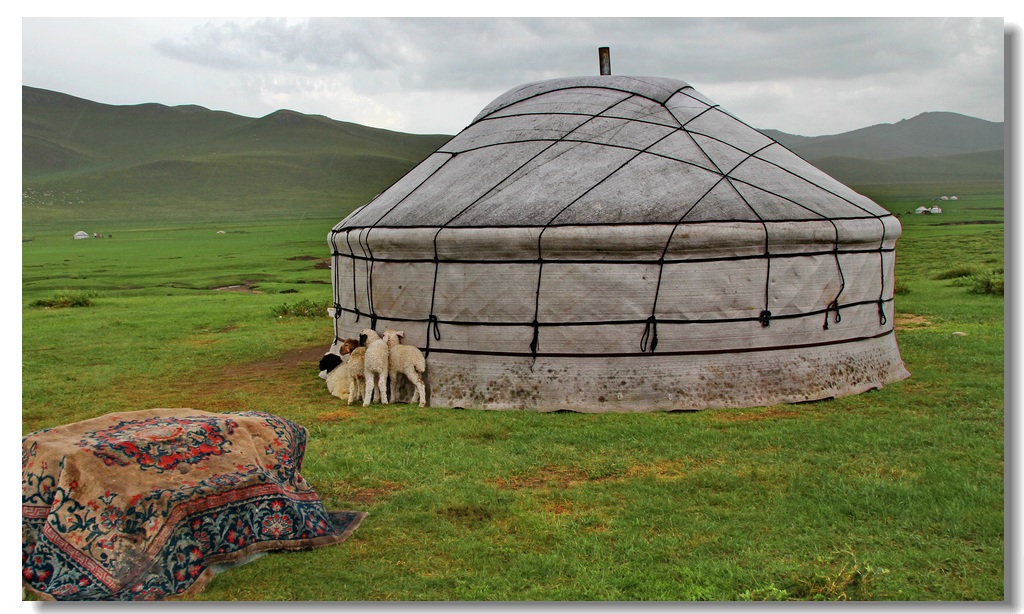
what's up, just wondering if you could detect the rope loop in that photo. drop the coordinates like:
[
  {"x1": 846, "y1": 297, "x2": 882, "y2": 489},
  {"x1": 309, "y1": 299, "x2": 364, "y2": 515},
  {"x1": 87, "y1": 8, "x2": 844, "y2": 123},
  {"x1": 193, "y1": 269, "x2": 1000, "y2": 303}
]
[
  {"x1": 759, "y1": 310, "x2": 772, "y2": 327},
  {"x1": 429, "y1": 314, "x2": 441, "y2": 341},
  {"x1": 529, "y1": 320, "x2": 540, "y2": 357},
  {"x1": 640, "y1": 315, "x2": 659, "y2": 353},
  {"x1": 333, "y1": 303, "x2": 343, "y2": 319},
  {"x1": 877, "y1": 301, "x2": 887, "y2": 326},
  {"x1": 823, "y1": 300, "x2": 841, "y2": 330}
]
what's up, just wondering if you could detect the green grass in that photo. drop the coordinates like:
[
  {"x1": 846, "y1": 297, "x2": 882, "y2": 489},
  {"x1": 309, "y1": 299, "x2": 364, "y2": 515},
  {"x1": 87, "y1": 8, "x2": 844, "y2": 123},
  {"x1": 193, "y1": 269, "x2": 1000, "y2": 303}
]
[{"x1": 20, "y1": 184, "x2": 1004, "y2": 601}]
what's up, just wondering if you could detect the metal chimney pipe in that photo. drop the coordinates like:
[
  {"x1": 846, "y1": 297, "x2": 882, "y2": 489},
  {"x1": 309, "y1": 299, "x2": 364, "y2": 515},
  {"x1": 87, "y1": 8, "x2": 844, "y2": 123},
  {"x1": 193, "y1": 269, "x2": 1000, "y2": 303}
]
[{"x1": 599, "y1": 47, "x2": 611, "y2": 75}]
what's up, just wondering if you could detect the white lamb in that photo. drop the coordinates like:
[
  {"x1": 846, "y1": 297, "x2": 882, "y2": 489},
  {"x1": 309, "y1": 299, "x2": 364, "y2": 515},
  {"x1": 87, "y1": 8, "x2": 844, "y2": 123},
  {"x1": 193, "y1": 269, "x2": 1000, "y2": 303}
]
[
  {"x1": 343, "y1": 346, "x2": 366, "y2": 405},
  {"x1": 321, "y1": 338, "x2": 361, "y2": 403},
  {"x1": 361, "y1": 328, "x2": 389, "y2": 406},
  {"x1": 383, "y1": 329, "x2": 427, "y2": 408},
  {"x1": 325, "y1": 348, "x2": 366, "y2": 405}
]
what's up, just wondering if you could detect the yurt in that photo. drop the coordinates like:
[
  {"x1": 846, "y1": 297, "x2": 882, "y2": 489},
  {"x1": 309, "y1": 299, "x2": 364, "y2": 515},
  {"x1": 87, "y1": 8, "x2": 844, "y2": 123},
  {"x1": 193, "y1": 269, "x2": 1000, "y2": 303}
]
[
  {"x1": 73, "y1": 231, "x2": 89, "y2": 240},
  {"x1": 327, "y1": 73, "x2": 909, "y2": 412}
]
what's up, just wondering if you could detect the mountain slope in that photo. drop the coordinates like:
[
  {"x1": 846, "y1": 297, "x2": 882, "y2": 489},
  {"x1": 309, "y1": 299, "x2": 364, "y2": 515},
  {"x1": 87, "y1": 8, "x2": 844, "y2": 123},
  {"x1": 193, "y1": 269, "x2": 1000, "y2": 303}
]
[
  {"x1": 22, "y1": 86, "x2": 452, "y2": 225},
  {"x1": 761, "y1": 112, "x2": 1004, "y2": 161},
  {"x1": 812, "y1": 149, "x2": 1004, "y2": 185}
]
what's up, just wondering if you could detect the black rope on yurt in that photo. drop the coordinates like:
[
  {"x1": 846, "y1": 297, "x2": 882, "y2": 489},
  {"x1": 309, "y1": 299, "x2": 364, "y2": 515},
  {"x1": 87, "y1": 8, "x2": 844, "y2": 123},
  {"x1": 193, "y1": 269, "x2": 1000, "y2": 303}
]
[
  {"x1": 643, "y1": 102, "x2": 776, "y2": 351},
  {"x1": 702, "y1": 151, "x2": 849, "y2": 332},
  {"x1": 876, "y1": 228, "x2": 889, "y2": 326},
  {"x1": 328, "y1": 212, "x2": 889, "y2": 233},
  {"x1": 326, "y1": 229, "x2": 344, "y2": 345},
  {"x1": 530, "y1": 94, "x2": 683, "y2": 357},
  {"x1": 641, "y1": 104, "x2": 718, "y2": 352},
  {"x1": 422, "y1": 106, "x2": 618, "y2": 356},
  {"x1": 332, "y1": 296, "x2": 892, "y2": 330},
  {"x1": 333, "y1": 244, "x2": 893, "y2": 267},
  {"x1": 424, "y1": 131, "x2": 582, "y2": 357},
  {"x1": 823, "y1": 219, "x2": 847, "y2": 331},
  {"x1": 719, "y1": 124, "x2": 894, "y2": 329},
  {"x1": 356, "y1": 226, "x2": 378, "y2": 332},
  {"x1": 678, "y1": 126, "x2": 893, "y2": 332},
  {"x1": 342, "y1": 230, "x2": 361, "y2": 326},
  {"x1": 359, "y1": 152, "x2": 458, "y2": 352},
  {"x1": 463, "y1": 82, "x2": 693, "y2": 132},
  {"x1": 414, "y1": 328, "x2": 898, "y2": 360},
  {"x1": 726, "y1": 157, "x2": 777, "y2": 330}
]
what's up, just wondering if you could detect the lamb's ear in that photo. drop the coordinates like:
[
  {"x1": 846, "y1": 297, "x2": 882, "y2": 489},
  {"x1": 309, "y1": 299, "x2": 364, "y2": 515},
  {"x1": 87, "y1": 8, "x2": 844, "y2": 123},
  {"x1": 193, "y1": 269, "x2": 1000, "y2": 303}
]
[
  {"x1": 359, "y1": 333, "x2": 367, "y2": 346},
  {"x1": 396, "y1": 331, "x2": 405, "y2": 339}
]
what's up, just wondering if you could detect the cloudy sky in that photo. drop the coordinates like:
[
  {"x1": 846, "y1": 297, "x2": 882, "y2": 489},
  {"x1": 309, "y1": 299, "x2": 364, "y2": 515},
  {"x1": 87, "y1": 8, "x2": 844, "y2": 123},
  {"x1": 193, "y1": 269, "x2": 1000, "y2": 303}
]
[{"x1": 20, "y1": 16, "x2": 1007, "y2": 137}]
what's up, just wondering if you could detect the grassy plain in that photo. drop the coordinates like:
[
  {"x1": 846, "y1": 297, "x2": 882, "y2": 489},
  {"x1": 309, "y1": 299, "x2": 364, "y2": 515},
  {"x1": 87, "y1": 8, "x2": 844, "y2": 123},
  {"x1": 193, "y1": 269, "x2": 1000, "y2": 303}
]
[{"x1": 20, "y1": 182, "x2": 1004, "y2": 601}]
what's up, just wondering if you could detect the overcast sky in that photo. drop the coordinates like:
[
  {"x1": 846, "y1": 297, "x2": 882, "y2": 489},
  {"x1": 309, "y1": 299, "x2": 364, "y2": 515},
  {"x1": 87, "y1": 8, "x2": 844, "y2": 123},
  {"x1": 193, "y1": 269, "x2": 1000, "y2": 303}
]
[{"x1": 20, "y1": 16, "x2": 1007, "y2": 137}]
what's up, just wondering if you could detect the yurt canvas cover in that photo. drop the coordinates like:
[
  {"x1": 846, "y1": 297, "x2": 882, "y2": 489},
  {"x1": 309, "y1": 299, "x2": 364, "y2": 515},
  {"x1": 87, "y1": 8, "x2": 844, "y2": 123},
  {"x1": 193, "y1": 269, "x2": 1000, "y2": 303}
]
[{"x1": 328, "y1": 75, "x2": 909, "y2": 412}]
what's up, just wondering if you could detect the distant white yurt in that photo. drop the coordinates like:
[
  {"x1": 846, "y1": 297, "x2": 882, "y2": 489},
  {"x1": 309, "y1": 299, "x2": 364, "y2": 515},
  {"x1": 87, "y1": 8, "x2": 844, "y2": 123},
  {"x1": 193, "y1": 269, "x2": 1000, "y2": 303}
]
[
  {"x1": 328, "y1": 74, "x2": 909, "y2": 412},
  {"x1": 73, "y1": 231, "x2": 89, "y2": 240}
]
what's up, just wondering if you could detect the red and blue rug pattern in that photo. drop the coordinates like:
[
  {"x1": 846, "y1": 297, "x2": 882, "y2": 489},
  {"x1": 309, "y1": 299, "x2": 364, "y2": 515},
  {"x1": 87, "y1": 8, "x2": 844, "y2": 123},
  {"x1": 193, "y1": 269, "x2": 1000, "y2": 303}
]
[{"x1": 22, "y1": 409, "x2": 366, "y2": 600}]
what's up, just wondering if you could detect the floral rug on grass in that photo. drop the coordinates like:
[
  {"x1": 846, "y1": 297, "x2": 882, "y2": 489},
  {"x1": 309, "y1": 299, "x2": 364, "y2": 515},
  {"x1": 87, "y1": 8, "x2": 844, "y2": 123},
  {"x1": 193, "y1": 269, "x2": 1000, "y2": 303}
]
[{"x1": 22, "y1": 408, "x2": 366, "y2": 601}]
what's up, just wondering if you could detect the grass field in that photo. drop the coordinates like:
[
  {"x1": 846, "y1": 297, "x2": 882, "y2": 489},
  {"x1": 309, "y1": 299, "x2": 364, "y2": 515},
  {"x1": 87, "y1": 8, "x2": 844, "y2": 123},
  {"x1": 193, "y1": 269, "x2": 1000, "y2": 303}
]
[{"x1": 19, "y1": 182, "x2": 1005, "y2": 601}]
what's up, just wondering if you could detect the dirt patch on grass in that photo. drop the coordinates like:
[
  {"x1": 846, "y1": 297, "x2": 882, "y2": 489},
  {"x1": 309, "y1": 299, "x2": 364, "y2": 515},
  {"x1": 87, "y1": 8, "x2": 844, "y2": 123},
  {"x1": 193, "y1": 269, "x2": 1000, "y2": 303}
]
[
  {"x1": 233, "y1": 346, "x2": 326, "y2": 372},
  {"x1": 624, "y1": 456, "x2": 724, "y2": 478},
  {"x1": 316, "y1": 408, "x2": 360, "y2": 422},
  {"x1": 895, "y1": 313, "x2": 934, "y2": 329},
  {"x1": 492, "y1": 465, "x2": 592, "y2": 490},
  {"x1": 327, "y1": 480, "x2": 403, "y2": 505},
  {"x1": 212, "y1": 281, "x2": 262, "y2": 293},
  {"x1": 142, "y1": 345, "x2": 326, "y2": 408},
  {"x1": 543, "y1": 501, "x2": 575, "y2": 515},
  {"x1": 494, "y1": 459, "x2": 732, "y2": 491},
  {"x1": 289, "y1": 255, "x2": 332, "y2": 269}
]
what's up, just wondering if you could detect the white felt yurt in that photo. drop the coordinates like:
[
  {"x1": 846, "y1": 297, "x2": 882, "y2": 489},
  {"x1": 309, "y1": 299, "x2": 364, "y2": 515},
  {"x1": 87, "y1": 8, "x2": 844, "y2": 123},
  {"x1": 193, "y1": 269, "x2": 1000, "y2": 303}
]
[{"x1": 327, "y1": 74, "x2": 909, "y2": 412}]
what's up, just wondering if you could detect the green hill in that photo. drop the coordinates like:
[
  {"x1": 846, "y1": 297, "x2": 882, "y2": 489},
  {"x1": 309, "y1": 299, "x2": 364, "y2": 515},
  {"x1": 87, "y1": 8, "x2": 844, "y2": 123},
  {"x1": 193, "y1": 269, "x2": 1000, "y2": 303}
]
[
  {"x1": 762, "y1": 111, "x2": 1004, "y2": 160},
  {"x1": 22, "y1": 86, "x2": 451, "y2": 228},
  {"x1": 813, "y1": 149, "x2": 1004, "y2": 186}
]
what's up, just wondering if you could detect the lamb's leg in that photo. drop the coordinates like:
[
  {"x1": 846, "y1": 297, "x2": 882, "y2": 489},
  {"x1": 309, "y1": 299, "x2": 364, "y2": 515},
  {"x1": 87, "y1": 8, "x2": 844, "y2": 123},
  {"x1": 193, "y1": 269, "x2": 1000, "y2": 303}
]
[
  {"x1": 378, "y1": 373, "x2": 389, "y2": 405},
  {"x1": 416, "y1": 380, "x2": 427, "y2": 408},
  {"x1": 404, "y1": 368, "x2": 425, "y2": 406},
  {"x1": 363, "y1": 374, "x2": 375, "y2": 406}
]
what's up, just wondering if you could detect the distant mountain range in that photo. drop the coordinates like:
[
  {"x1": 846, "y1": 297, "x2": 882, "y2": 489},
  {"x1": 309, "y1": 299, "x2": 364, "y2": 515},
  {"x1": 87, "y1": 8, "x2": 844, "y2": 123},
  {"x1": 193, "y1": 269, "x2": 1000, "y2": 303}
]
[
  {"x1": 22, "y1": 85, "x2": 1004, "y2": 227},
  {"x1": 762, "y1": 111, "x2": 1003, "y2": 160}
]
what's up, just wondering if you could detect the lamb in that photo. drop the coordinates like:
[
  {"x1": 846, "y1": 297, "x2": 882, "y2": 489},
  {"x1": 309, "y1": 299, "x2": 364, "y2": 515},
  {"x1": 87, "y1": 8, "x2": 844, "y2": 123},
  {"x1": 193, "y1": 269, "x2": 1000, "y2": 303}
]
[
  {"x1": 383, "y1": 329, "x2": 427, "y2": 408},
  {"x1": 343, "y1": 346, "x2": 366, "y2": 405},
  {"x1": 320, "y1": 338, "x2": 361, "y2": 402},
  {"x1": 361, "y1": 328, "x2": 389, "y2": 406}
]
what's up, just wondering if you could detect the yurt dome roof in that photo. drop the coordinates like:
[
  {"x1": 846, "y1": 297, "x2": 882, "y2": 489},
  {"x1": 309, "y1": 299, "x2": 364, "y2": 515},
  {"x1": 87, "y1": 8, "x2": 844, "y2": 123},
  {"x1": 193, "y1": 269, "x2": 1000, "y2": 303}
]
[{"x1": 340, "y1": 75, "x2": 891, "y2": 231}]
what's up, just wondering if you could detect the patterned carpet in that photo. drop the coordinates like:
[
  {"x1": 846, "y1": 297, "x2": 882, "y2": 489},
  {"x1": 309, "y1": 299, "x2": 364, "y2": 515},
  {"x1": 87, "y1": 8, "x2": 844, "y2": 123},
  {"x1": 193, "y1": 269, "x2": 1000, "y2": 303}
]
[{"x1": 22, "y1": 408, "x2": 365, "y2": 600}]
